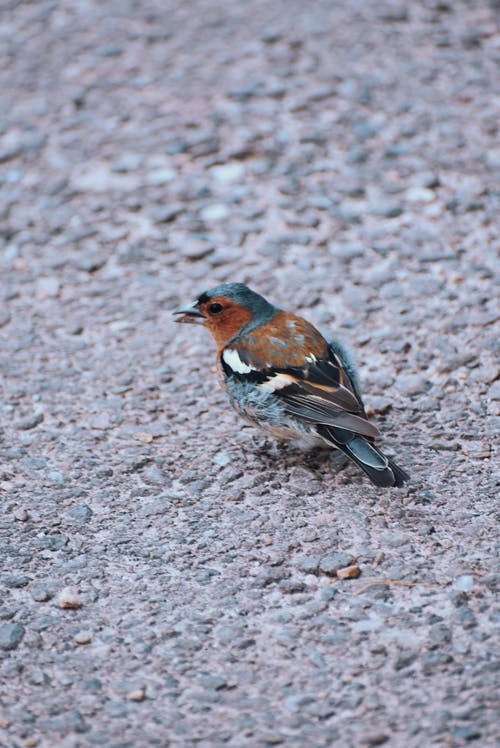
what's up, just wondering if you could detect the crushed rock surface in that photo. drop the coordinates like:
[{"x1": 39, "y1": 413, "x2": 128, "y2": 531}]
[{"x1": 0, "y1": 1, "x2": 498, "y2": 746}]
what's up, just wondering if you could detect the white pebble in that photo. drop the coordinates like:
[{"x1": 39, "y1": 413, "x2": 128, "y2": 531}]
[
  {"x1": 210, "y1": 163, "x2": 245, "y2": 184},
  {"x1": 200, "y1": 203, "x2": 230, "y2": 221},
  {"x1": 405, "y1": 186, "x2": 435, "y2": 203}
]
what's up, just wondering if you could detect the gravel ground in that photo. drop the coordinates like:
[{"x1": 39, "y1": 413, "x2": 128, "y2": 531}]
[{"x1": 1, "y1": 1, "x2": 499, "y2": 746}]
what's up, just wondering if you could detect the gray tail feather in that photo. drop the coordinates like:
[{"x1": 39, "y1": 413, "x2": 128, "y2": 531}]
[{"x1": 318, "y1": 427, "x2": 409, "y2": 488}]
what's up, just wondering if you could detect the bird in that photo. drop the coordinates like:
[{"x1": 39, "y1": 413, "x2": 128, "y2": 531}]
[{"x1": 174, "y1": 282, "x2": 409, "y2": 488}]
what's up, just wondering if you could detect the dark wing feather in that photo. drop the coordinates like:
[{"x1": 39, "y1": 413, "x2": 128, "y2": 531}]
[
  {"x1": 282, "y1": 389, "x2": 379, "y2": 438},
  {"x1": 230, "y1": 342, "x2": 380, "y2": 440}
]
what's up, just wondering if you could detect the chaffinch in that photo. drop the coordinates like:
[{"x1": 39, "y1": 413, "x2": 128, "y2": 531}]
[{"x1": 174, "y1": 282, "x2": 409, "y2": 488}]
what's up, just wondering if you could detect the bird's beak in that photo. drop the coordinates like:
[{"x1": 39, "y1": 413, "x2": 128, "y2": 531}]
[{"x1": 173, "y1": 301, "x2": 205, "y2": 324}]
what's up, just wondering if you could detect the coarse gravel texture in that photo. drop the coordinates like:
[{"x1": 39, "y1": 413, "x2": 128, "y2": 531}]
[{"x1": 0, "y1": 1, "x2": 499, "y2": 747}]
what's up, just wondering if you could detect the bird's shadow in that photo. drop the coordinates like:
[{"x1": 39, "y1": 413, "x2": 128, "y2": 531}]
[{"x1": 250, "y1": 437, "x2": 351, "y2": 478}]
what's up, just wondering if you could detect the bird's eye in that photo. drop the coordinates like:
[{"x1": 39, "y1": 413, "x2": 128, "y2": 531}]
[{"x1": 208, "y1": 302, "x2": 224, "y2": 314}]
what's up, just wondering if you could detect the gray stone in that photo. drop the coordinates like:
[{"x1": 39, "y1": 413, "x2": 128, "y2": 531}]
[
  {"x1": 363, "y1": 735, "x2": 389, "y2": 747},
  {"x1": 345, "y1": 146, "x2": 368, "y2": 164},
  {"x1": 451, "y1": 726, "x2": 482, "y2": 742},
  {"x1": 410, "y1": 171, "x2": 440, "y2": 189},
  {"x1": 71, "y1": 163, "x2": 142, "y2": 192},
  {"x1": 371, "y1": 201, "x2": 403, "y2": 218},
  {"x1": 421, "y1": 651, "x2": 453, "y2": 675},
  {"x1": 384, "y1": 144, "x2": 408, "y2": 157},
  {"x1": 66, "y1": 504, "x2": 93, "y2": 524},
  {"x1": 429, "y1": 624, "x2": 452, "y2": 646},
  {"x1": 210, "y1": 163, "x2": 245, "y2": 184},
  {"x1": 35, "y1": 533, "x2": 69, "y2": 550},
  {"x1": 75, "y1": 254, "x2": 107, "y2": 273},
  {"x1": 456, "y1": 606, "x2": 478, "y2": 629},
  {"x1": 148, "y1": 203, "x2": 184, "y2": 223},
  {"x1": 295, "y1": 555, "x2": 321, "y2": 574},
  {"x1": 279, "y1": 579, "x2": 307, "y2": 593},
  {"x1": 395, "y1": 374, "x2": 428, "y2": 396},
  {"x1": 14, "y1": 412, "x2": 44, "y2": 430},
  {"x1": 30, "y1": 584, "x2": 53, "y2": 602},
  {"x1": 200, "y1": 204, "x2": 230, "y2": 222},
  {"x1": 319, "y1": 552, "x2": 355, "y2": 576},
  {"x1": 0, "y1": 622, "x2": 25, "y2": 650},
  {"x1": 405, "y1": 186, "x2": 435, "y2": 203},
  {"x1": 198, "y1": 674, "x2": 227, "y2": 690},
  {"x1": 328, "y1": 242, "x2": 364, "y2": 261},
  {"x1": 254, "y1": 567, "x2": 290, "y2": 587},
  {"x1": 3, "y1": 574, "x2": 31, "y2": 588},
  {"x1": 454, "y1": 575, "x2": 475, "y2": 591},
  {"x1": 352, "y1": 120, "x2": 381, "y2": 140}
]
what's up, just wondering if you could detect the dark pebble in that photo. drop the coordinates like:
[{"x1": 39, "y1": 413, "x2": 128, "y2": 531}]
[
  {"x1": 199, "y1": 674, "x2": 227, "y2": 690},
  {"x1": 279, "y1": 579, "x2": 307, "y2": 593},
  {"x1": 14, "y1": 412, "x2": 44, "y2": 430},
  {"x1": 345, "y1": 146, "x2": 368, "y2": 164},
  {"x1": 451, "y1": 725, "x2": 482, "y2": 741},
  {"x1": 148, "y1": 203, "x2": 184, "y2": 223},
  {"x1": 429, "y1": 623, "x2": 452, "y2": 646},
  {"x1": 456, "y1": 606, "x2": 478, "y2": 629},
  {"x1": 4, "y1": 574, "x2": 31, "y2": 588},
  {"x1": 66, "y1": 504, "x2": 93, "y2": 524},
  {"x1": 96, "y1": 466, "x2": 114, "y2": 477},
  {"x1": 0, "y1": 310, "x2": 11, "y2": 328},
  {"x1": 0, "y1": 622, "x2": 25, "y2": 650},
  {"x1": 394, "y1": 652, "x2": 418, "y2": 670},
  {"x1": 371, "y1": 201, "x2": 403, "y2": 218},
  {"x1": 295, "y1": 555, "x2": 321, "y2": 574},
  {"x1": 421, "y1": 651, "x2": 453, "y2": 675},
  {"x1": 254, "y1": 567, "x2": 290, "y2": 587},
  {"x1": 75, "y1": 255, "x2": 107, "y2": 273},
  {"x1": 35, "y1": 533, "x2": 69, "y2": 550},
  {"x1": 363, "y1": 735, "x2": 389, "y2": 747}
]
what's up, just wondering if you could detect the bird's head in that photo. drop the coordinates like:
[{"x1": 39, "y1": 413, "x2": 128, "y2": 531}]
[{"x1": 174, "y1": 282, "x2": 275, "y2": 347}]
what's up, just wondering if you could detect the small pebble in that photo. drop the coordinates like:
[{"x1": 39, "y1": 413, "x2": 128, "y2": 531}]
[
  {"x1": 14, "y1": 413, "x2": 44, "y2": 431},
  {"x1": 66, "y1": 504, "x2": 93, "y2": 524},
  {"x1": 337, "y1": 565, "x2": 361, "y2": 579},
  {"x1": 0, "y1": 622, "x2": 25, "y2": 651},
  {"x1": 410, "y1": 171, "x2": 440, "y2": 189},
  {"x1": 14, "y1": 508, "x2": 29, "y2": 521},
  {"x1": 134, "y1": 431, "x2": 154, "y2": 444},
  {"x1": 127, "y1": 688, "x2": 146, "y2": 702},
  {"x1": 4, "y1": 575, "x2": 31, "y2": 588},
  {"x1": 30, "y1": 585, "x2": 52, "y2": 602},
  {"x1": 363, "y1": 735, "x2": 389, "y2": 747},
  {"x1": 146, "y1": 168, "x2": 176, "y2": 185},
  {"x1": 200, "y1": 204, "x2": 230, "y2": 221},
  {"x1": 212, "y1": 452, "x2": 231, "y2": 466},
  {"x1": 454, "y1": 575, "x2": 474, "y2": 591},
  {"x1": 36, "y1": 277, "x2": 60, "y2": 298},
  {"x1": 210, "y1": 163, "x2": 245, "y2": 183},
  {"x1": 405, "y1": 186, "x2": 435, "y2": 203},
  {"x1": 295, "y1": 556, "x2": 321, "y2": 574},
  {"x1": 56, "y1": 586, "x2": 82, "y2": 609},
  {"x1": 395, "y1": 374, "x2": 428, "y2": 397},
  {"x1": 371, "y1": 201, "x2": 403, "y2": 218},
  {"x1": 319, "y1": 552, "x2": 355, "y2": 576}
]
